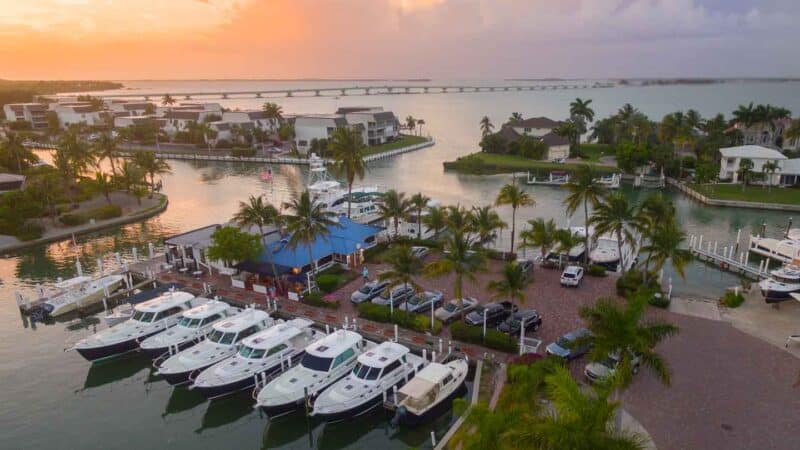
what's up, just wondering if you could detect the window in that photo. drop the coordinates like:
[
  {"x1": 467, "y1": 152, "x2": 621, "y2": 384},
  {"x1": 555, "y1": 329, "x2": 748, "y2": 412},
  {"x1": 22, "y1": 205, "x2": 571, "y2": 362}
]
[
  {"x1": 300, "y1": 353, "x2": 333, "y2": 371},
  {"x1": 267, "y1": 343, "x2": 288, "y2": 357},
  {"x1": 178, "y1": 317, "x2": 202, "y2": 328},
  {"x1": 299, "y1": 140, "x2": 308, "y2": 146},
  {"x1": 442, "y1": 374, "x2": 454, "y2": 385},
  {"x1": 200, "y1": 313, "x2": 222, "y2": 326},
  {"x1": 382, "y1": 360, "x2": 402, "y2": 376},
  {"x1": 132, "y1": 310, "x2": 155, "y2": 323},
  {"x1": 332, "y1": 347, "x2": 355, "y2": 369},
  {"x1": 236, "y1": 325, "x2": 260, "y2": 341},
  {"x1": 239, "y1": 346, "x2": 266, "y2": 359},
  {"x1": 207, "y1": 330, "x2": 237, "y2": 345},
  {"x1": 352, "y1": 362, "x2": 381, "y2": 380}
]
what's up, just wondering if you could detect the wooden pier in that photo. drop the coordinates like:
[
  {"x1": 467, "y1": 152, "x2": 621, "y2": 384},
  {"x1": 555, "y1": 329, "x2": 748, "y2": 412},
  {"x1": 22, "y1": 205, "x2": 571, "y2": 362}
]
[{"x1": 688, "y1": 234, "x2": 770, "y2": 279}]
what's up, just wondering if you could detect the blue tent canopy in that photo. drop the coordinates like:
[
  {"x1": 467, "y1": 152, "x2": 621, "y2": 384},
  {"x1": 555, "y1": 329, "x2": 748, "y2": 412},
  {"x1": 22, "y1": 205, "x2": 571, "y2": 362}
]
[{"x1": 255, "y1": 217, "x2": 382, "y2": 269}]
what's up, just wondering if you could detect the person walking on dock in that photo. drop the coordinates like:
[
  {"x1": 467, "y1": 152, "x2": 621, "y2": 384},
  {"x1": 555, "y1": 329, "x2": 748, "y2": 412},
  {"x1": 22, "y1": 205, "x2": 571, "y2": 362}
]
[{"x1": 362, "y1": 265, "x2": 369, "y2": 281}]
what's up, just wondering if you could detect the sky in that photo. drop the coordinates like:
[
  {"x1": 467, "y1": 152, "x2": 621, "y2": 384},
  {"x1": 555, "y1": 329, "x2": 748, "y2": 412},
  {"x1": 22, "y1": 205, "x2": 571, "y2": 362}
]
[{"x1": 0, "y1": 0, "x2": 798, "y2": 80}]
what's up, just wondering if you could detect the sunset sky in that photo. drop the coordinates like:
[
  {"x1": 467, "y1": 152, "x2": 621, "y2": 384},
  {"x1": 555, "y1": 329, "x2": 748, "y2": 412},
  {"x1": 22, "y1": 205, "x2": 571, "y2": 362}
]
[{"x1": 1, "y1": 0, "x2": 798, "y2": 80}]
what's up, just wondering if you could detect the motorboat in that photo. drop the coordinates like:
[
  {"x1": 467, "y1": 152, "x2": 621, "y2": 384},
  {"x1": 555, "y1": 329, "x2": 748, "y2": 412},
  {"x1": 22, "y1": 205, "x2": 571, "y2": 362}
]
[
  {"x1": 543, "y1": 226, "x2": 587, "y2": 263},
  {"x1": 155, "y1": 308, "x2": 274, "y2": 385},
  {"x1": 307, "y1": 154, "x2": 383, "y2": 222},
  {"x1": 394, "y1": 199, "x2": 442, "y2": 240},
  {"x1": 311, "y1": 341, "x2": 427, "y2": 422},
  {"x1": 787, "y1": 228, "x2": 800, "y2": 242},
  {"x1": 254, "y1": 329, "x2": 375, "y2": 416},
  {"x1": 391, "y1": 359, "x2": 469, "y2": 427},
  {"x1": 72, "y1": 291, "x2": 201, "y2": 362},
  {"x1": 31, "y1": 275, "x2": 125, "y2": 317},
  {"x1": 595, "y1": 173, "x2": 621, "y2": 189},
  {"x1": 526, "y1": 171, "x2": 570, "y2": 186},
  {"x1": 139, "y1": 300, "x2": 240, "y2": 358},
  {"x1": 191, "y1": 318, "x2": 321, "y2": 399},
  {"x1": 749, "y1": 235, "x2": 800, "y2": 263},
  {"x1": 759, "y1": 263, "x2": 800, "y2": 303},
  {"x1": 589, "y1": 231, "x2": 638, "y2": 272}
]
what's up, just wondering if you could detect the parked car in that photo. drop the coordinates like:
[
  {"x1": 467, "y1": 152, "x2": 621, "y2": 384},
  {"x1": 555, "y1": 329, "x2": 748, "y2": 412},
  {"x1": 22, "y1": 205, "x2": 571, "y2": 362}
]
[
  {"x1": 434, "y1": 297, "x2": 479, "y2": 323},
  {"x1": 410, "y1": 246, "x2": 430, "y2": 260},
  {"x1": 464, "y1": 301, "x2": 518, "y2": 327},
  {"x1": 371, "y1": 284, "x2": 415, "y2": 307},
  {"x1": 497, "y1": 309, "x2": 542, "y2": 336},
  {"x1": 399, "y1": 290, "x2": 444, "y2": 313},
  {"x1": 545, "y1": 328, "x2": 593, "y2": 361},
  {"x1": 560, "y1": 265, "x2": 584, "y2": 287},
  {"x1": 584, "y1": 351, "x2": 641, "y2": 382},
  {"x1": 516, "y1": 258, "x2": 534, "y2": 275},
  {"x1": 350, "y1": 280, "x2": 390, "y2": 303}
]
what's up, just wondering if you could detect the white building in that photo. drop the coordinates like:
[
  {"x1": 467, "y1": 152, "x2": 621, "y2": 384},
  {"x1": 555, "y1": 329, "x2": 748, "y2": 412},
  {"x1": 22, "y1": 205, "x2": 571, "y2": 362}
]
[
  {"x1": 162, "y1": 110, "x2": 213, "y2": 135},
  {"x1": 156, "y1": 103, "x2": 222, "y2": 117},
  {"x1": 208, "y1": 121, "x2": 233, "y2": 142},
  {"x1": 2, "y1": 103, "x2": 49, "y2": 129},
  {"x1": 718, "y1": 145, "x2": 787, "y2": 184},
  {"x1": 510, "y1": 116, "x2": 564, "y2": 138},
  {"x1": 114, "y1": 115, "x2": 165, "y2": 129},
  {"x1": 107, "y1": 101, "x2": 154, "y2": 117},
  {"x1": 294, "y1": 114, "x2": 349, "y2": 155},
  {"x1": 222, "y1": 110, "x2": 278, "y2": 131},
  {"x1": 52, "y1": 104, "x2": 105, "y2": 129},
  {"x1": 779, "y1": 158, "x2": 800, "y2": 186},
  {"x1": 338, "y1": 107, "x2": 399, "y2": 146},
  {"x1": 495, "y1": 115, "x2": 570, "y2": 161}
]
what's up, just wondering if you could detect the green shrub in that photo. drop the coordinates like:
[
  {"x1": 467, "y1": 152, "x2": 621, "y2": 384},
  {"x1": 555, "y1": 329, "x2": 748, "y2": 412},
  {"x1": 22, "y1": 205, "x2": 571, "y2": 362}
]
[
  {"x1": 357, "y1": 302, "x2": 443, "y2": 334},
  {"x1": 316, "y1": 274, "x2": 340, "y2": 293},
  {"x1": 60, "y1": 213, "x2": 88, "y2": 226},
  {"x1": 648, "y1": 293, "x2": 671, "y2": 309},
  {"x1": 364, "y1": 242, "x2": 390, "y2": 263},
  {"x1": 302, "y1": 291, "x2": 340, "y2": 309},
  {"x1": 88, "y1": 204, "x2": 122, "y2": 220},
  {"x1": 231, "y1": 147, "x2": 256, "y2": 157},
  {"x1": 721, "y1": 291, "x2": 745, "y2": 308},
  {"x1": 15, "y1": 221, "x2": 44, "y2": 241},
  {"x1": 615, "y1": 269, "x2": 658, "y2": 298},
  {"x1": 587, "y1": 264, "x2": 606, "y2": 277},
  {"x1": 450, "y1": 322, "x2": 518, "y2": 353}
]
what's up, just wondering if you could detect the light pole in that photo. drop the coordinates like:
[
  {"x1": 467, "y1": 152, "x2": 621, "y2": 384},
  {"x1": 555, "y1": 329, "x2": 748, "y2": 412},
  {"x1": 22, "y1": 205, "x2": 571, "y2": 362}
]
[
  {"x1": 482, "y1": 308, "x2": 487, "y2": 342},
  {"x1": 390, "y1": 289, "x2": 394, "y2": 318},
  {"x1": 519, "y1": 316, "x2": 526, "y2": 356},
  {"x1": 430, "y1": 298, "x2": 435, "y2": 331}
]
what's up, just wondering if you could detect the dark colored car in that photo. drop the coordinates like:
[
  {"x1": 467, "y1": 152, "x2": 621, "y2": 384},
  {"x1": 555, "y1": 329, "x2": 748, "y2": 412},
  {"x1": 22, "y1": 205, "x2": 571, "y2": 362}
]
[
  {"x1": 497, "y1": 309, "x2": 542, "y2": 336},
  {"x1": 545, "y1": 328, "x2": 593, "y2": 361},
  {"x1": 464, "y1": 301, "x2": 518, "y2": 327}
]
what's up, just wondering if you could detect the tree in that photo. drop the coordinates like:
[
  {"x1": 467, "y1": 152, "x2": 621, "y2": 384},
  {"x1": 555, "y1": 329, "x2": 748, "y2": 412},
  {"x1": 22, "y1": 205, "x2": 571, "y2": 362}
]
[
  {"x1": 58, "y1": 127, "x2": 96, "y2": 179},
  {"x1": 161, "y1": 94, "x2": 176, "y2": 107},
  {"x1": 480, "y1": 116, "x2": 494, "y2": 137},
  {"x1": 590, "y1": 117, "x2": 617, "y2": 145},
  {"x1": 93, "y1": 171, "x2": 114, "y2": 205},
  {"x1": 480, "y1": 133, "x2": 507, "y2": 154},
  {"x1": 732, "y1": 102, "x2": 756, "y2": 128},
  {"x1": 495, "y1": 183, "x2": 534, "y2": 253},
  {"x1": 589, "y1": 191, "x2": 637, "y2": 275},
  {"x1": 133, "y1": 151, "x2": 171, "y2": 195},
  {"x1": 553, "y1": 120, "x2": 581, "y2": 155},
  {"x1": 205, "y1": 226, "x2": 263, "y2": 267},
  {"x1": 329, "y1": 127, "x2": 367, "y2": 218},
  {"x1": 636, "y1": 193, "x2": 676, "y2": 277},
  {"x1": 451, "y1": 401, "x2": 520, "y2": 450},
  {"x1": 416, "y1": 119, "x2": 426, "y2": 137},
  {"x1": 131, "y1": 183, "x2": 148, "y2": 206},
  {"x1": 117, "y1": 160, "x2": 145, "y2": 193},
  {"x1": 471, "y1": 205, "x2": 507, "y2": 245},
  {"x1": 554, "y1": 228, "x2": 583, "y2": 265},
  {"x1": 282, "y1": 190, "x2": 338, "y2": 287},
  {"x1": 378, "y1": 245, "x2": 424, "y2": 300},
  {"x1": 425, "y1": 230, "x2": 486, "y2": 319},
  {"x1": 570, "y1": 98, "x2": 595, "y2": 123},
  {"x1": 0, "y1": 133, "x2": 37, "y2": 173},
  {"x1": 641, "y1": 221, "x2": 692, "y2": 283},
  {"x1": 520, "y1": 218, "x2": 557, "y2": 260},
  {"x1": 487, "y1": 261, "x2": 529, "y2": 309},
  {"x1": 262, "y1": 102, "x2": 284, "y2": 129},
  {"x1": 761, "y1": 160, "x2": 780, "y2": 192},
  {"x1": 405, "y1": 116, "x2": 417, "y2": 135},
  {"x1": 378, "y1": 189, "x2": 411, "y2": 240},
  {"x1": 508, "y1": 112, "x2": 523, "y2": 125},
  {"x1": 445, "y1": 205, "x2": 475, "y2": 234},
  {"x1": 422, "y1": 205, "x2": 447, "y2": 238},
  {"x1": 737, "y1": 158, "x2": 754, "y2": 191},
  {"x1": 26, "y1": 173, "x2": 61, "y2": 223},
  {"x1": 144, "y1": 103, "x2": 156, "y2": 115},
  {"x1": 409, "y1": 192, "x2": 431, "y2": 240},
  {"x1": 563, "y1": 164, "x2": 605, "y2": 264},
  {"x1": 786, "y1": 119, "x2": 800, "y2": 143},
  {"x1": 93, "y1": 132, "x2": 120, "y2": 177},
  {"x1": 233, "y1": 195, "x2": 284, "y2": 291}
]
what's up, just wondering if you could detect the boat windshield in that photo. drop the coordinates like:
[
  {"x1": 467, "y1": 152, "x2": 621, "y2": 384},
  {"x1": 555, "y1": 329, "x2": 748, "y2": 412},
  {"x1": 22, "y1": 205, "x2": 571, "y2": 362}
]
[
  {"x1": 132, "y1": 310, "x2": 155, "y2": 323},
  {"x1": 178, "y1": 317, "x2": 202, "y2": 328},
  {"x1": 238, "y1": 346, "x2": 266, "y2": 359},
  {"x1": 352, "y1": 362, "x2": 381, "y2": 380},
  {"x1": 207, "y1": 330, "x2": 237, "y2": 345},
  {"x1": 300, "y1": 353, "x2": 333, "y2": 372}
]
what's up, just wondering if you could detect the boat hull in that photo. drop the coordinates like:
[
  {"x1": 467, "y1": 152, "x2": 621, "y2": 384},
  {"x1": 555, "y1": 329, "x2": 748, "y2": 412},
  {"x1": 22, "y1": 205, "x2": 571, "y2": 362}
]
[
  {"x1": 160, "y1": 363, "x2": 214, "y2": 386},
  {"x1": 258, "y1": 397, "x2": 306, "y2": 417},
  {"x1": 194, "y1": 361, "x2": 287, "y2": 400},
  {"x1": 141, "y1": 339, "x2": 196, "y2": 359},
  {"x1": 394, "y1": 382, "x2": 467, "y2": 427},
  {"x1": 312, "y1": 393, "x2": 386, "y2": 423},
  {"x1": 75, "y1": 337, "x2": 141, "y2": 363},
  {"x1": 761, "y1": 288, "x2": 799, "y2": 303}
]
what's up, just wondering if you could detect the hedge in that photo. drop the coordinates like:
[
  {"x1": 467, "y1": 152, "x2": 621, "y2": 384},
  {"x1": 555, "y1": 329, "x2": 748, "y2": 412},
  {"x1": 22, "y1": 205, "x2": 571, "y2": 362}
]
[
  {"x1": 60, "y1": 204, "x2": 123, "y2": 226},
  {"x1": 15, "y1": 221, "x2": 44, "y2": 241},
  {"x1": 721, "y1": 291, "x2": 745, "y2": 308},
  {"x1": 449, "y1": 321, "x2": 518, "y2": 353},
  {"x1": 302, "y1": 291, "x2": 340, "y2": 309},
  {"x1": 357, "y1": 302, "x2": 443, "y2": 334},
  {"x1": 615, "y1": 269, "x2": 659, "y2": 298},
  {"x1": 587, "y1": 264, "x2": 606, "y2": 277},
  {"x1": 231, "y1": 147, "x2": 256, "y2": 157}
]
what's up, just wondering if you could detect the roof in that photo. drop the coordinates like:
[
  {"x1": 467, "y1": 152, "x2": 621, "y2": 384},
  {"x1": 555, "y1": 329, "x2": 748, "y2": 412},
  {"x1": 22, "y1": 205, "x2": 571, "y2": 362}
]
[
  {"x1": 135, "y1": 291, "x2": 194, "y2": 312},
  {"x1": 516, "y1": 116, "x2": 563, "y2": 129},
  {"x1": 212, "y1": 309, "x2": 270, "y2": 333},
  {"x1": 0, "y1": 173, "x2": 26, "y2": 183},
  {"x1": 336, "y1": 106, "x2": 382, "y2": 114},
  {"x1": 70, "y1": 105, "x2": 99, "y2": 113},
  {"x1": 372, "y1": 111, "x2": 397, "y2": 122},
  {"x1": 306, "y1": 329, "x2": 362, "y2": 357},
  {"x1": 164, "y1": 224, "x2": 222, "y2": 248},
  {"x1": 719, "y1": 145, "x2": 787, "y2": 160},
  {"x1": 182, "y1": 299, "x2": 230, "y2": 319},
  {"x1": 496, "y1": 125, "x2": 520, "y2": 142},
  {"x1": 259, "y1": 217, "x2": 382, "y2": 269},
  {"x1": 122, "y1": 102, "x2": 152, "y2": 110},
  {"x1": 415, "y1": 362, "x2": 451, "y2": 384},
  {"x1": 541, "y1": 131, "x2": 570, "y2": 146},
  {"x1": 164, "y1": 110, "x2": 202, "y2": 120},
  {"x1": 358, "y1": 341, "x2": 409, "y2": 368},
  {"x1": 242, "y1": 318, "x2": 313, "y2": 349}
]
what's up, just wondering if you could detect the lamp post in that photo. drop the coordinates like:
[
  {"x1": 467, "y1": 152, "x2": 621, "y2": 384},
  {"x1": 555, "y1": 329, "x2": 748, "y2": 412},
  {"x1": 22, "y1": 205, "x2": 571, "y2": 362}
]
[
  {"x1": 519, "y1": 316, "x2": 526, "y2": 356},
  {"x1": 482, "y1": 308, "x2": 487, "y2": 341}
]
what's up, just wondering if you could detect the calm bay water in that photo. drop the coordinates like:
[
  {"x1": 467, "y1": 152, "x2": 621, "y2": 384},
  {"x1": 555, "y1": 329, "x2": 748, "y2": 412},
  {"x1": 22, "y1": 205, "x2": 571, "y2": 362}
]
[{"x1": 1, "y1": 80, "x2": 798, "y2": 449}]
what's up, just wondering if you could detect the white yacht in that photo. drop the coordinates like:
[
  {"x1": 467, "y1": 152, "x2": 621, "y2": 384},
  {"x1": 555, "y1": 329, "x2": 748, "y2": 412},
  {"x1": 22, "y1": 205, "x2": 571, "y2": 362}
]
[
  {"x1": 311, "y1": 341, "x2": 427, "y2": 422},
  {"x1": 35, "y1": 274, "x2": 125, "y2": 317},
  {"x1": 589, "y1": 231, "x2": 638, "y2": 272},
  {"x1": 254, "y1": 329, "x2": 375, "y2": 416},
  {"x1": 139, "y1": 300, "x2": 240, "y2": 358},
  {"x1": 749, "y1": 235, "x2": 800, "y2": 263},
  {"x1": 72, "y1": 291, "x2": 200, "y2": 362},
  {"x1": 759, "y1": 263, "x2": 800, "y2": 303},
  {"x1": 544, "y1": 226, "x2": 587, "y2": 263},
  {"x1": 191, "y1": 318, "x2": 321, "y2": 399},
  {"x1": 391, "y1": 359, "x2": 469, "y2": 427},
  {"x1": 307, "y1": 154, "x2": 382, "y2": 222},
  {"x1": 155, "y1": 308, "x2": 274, "y2": 385}
]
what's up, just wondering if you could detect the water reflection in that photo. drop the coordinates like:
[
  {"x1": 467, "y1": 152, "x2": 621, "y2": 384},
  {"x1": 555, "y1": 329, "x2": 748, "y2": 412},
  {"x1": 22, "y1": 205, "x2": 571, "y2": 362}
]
[
  {"x1": 195, "y1": 393, "x2": 255, "y2": 434},
  {"x1": 81, "y1": 354, "x2": 150, "y2": 391},
  {"x1": 163, "y1": 387, "x2": 206, "y2": 418}
]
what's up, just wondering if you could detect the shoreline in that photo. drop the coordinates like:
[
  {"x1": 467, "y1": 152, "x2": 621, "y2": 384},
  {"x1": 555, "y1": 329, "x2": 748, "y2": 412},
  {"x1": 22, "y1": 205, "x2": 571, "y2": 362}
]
[
  {"x1": 0, "y1": 194, "x2": 169, "y2": 255},
  {"x1": 667, "y1": 178, "x2": 800, "y2": 212}
]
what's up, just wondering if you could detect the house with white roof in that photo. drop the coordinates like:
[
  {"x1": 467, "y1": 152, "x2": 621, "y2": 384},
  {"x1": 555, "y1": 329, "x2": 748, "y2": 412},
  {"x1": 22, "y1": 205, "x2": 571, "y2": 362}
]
[
  {"x1": 107, "y1": 101, "x2": 154, "y2": 117},
  {"x1": 718, "y1": 145, "x2": 787, "y2": 184},
  {"x1": 293, "y1": 107, "x2": 400, "y2": 155},
  {"x1": 778, "y1": 158, "x2": 800, "y2": 186},
  {"x1": 2, "y1": 103, "x2": 49, "y2": 129}
]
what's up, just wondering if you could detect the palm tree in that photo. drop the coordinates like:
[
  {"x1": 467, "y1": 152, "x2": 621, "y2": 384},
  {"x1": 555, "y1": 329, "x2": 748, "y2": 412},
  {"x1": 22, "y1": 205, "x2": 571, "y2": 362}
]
[
  {"x1": 405, "y1": 116, "x2": 417, "y2": 135},
  {"x1": 133, "y1": 151, "x2": 172, "y2": 195},
  {"x1": 422, "y1": 205, "x2": 447, "y2": 238},
  {"x1": 508, "y1": 112, "x2": 524, "y2": 125},
  {"x1": 283, "y1": 190, "x2": 338, "y2": 288},
  {"x1": 93, "y1": 171, "x2": 114, "y2": 205},
  {"x1": 409, "y1": 192, "x2": 431, "y2": 240},
  {"x1": 569, "y1": 98, "x2": 595, "y2": 123},
  {"x1": 329, "y1": 127, "x2": 367, "y2": 218},
  {"x1": 378, "y1": 245, "x2": 424, "y2": 307},
  {"x1": 445, "y1": 204, "x2": 475, "y2": 234},
  {"x1": 451, "y1": 401, "x2": 520, "y2": 450},
  {"x1": 636, "y1": 193, "x2": 676, "y2": 277},
  {"x1": 589, "y1": 191, "x2": 637, "y2": 275},
  {"x1": 471, "y1": 205, "x2": 507, "y2": 245},
  {"x1": 761, "y1": 160, "x2": 780, "y2": 191},
  {"x1": 93, "y1": 132, "x2": 120, "y2": 177},
  {"x1": 487, "y1": 261, "x2": 529, "y2": 309},
  {"x1": 641, "y1": 221, "x2": 692, "y2": 283},
  {"x1": 1, "y1": 133, "x2": 37, "y2": 173},
  {"x1": 563, "y1": 164, "x2": 605, "y2": 264},
  {"x1": 233, "y1": 195, "x2": 283, "y2": 290},
  {"x1": 506, "y1": 365, "x2": 647, "y2": 450},
  {"x1": 480, "y1": 116, "x2": 494, "y2": 137},
  {"x1": 26, "y1": 173, "x2": 61, "y2": 223},
  {"x1": 553, "y1": 120, "x2": 581, "y2": 154},
  {"x1": 786, "y1": 119, "x2": 800, "y2": 143},
  {"x1": 161, "y1": 94, "x2": 176, "y2": 107},
  {"x1": 262, "y1": 102, "x2": 284, "y2": 129},
  {"x1": 732, "y1": 102, "x2": 756, "y2": 128},
  {"x1": 685, "y1": 109, "x2": 704, "y2": 132},
  {"x1": 554, "y1": 228, "x2": 583, "y2": 266},
  {"x1": 425, "y1": 230, "x2": 486, "y2": 319},
  {"x1": 117, "y1": 160, "x2": 145, "y2": 193},
  {"x1": 737, "y1": 158, "x2": 754, "y2": 191},
  {"x1": 520, "y1": 218, "x2": 557, "y2": 260},
  {"x1": 416, "y1": 119, "x2": 426, "y2": 137},
  {"x1": 379, "y1": 189, "x2": 411, "y2": 240},
  {"x1": 58, "y1": 128, "x2": 96, "y2": 179},
  {"x1": 495, "y1": 183, "x2": 535, "y2": 253}
]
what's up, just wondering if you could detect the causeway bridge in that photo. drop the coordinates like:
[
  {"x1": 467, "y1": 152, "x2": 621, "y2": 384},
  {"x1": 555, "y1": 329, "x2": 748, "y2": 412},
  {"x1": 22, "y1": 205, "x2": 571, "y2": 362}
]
[{"x1": 96, "y1": 82, "x2": 615, "y2": 101}]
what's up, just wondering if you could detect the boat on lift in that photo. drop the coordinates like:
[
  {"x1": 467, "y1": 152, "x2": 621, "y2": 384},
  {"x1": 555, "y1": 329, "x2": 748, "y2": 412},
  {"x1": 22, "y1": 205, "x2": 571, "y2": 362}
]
[
  {"x1": 71, "y1": 290, "x2": 201, "y2": 362},
  {"x1": 138, "y1": 299, "x2": 240, "y2": 358},
  {"x1": 526, "y1": 171, "x2": 570, "y2": 186},
  {"x1": 25, "y1": 275, "x2": 125, "y2": 318},
  {"x1": 191, "y1": 318, "x2": 321, "y2": 399},
  {"x1": 391, "y1": 358, "x2": 469, "y2": 427},
  {"x1": 589, "y1": 231, "x2": 638, "y2": 272},
  {"x1": 311, "y1": 341, "x2": 427, "y2": 422},
  {"x1": 595, "y1": 173, "x2": 621, "y2": 189},
  {"x1": 749, "y1": 234, "x2": 800, "y2": 263},
  {"x1": 307, "y1": 153, "x2": 383, "y2": 221},
  {"x1": 155, "y1": 308, "x2": 274, "y2": 385},
  {"x1": 759, "y1": 262, "x2": 800, "y2": 303}
]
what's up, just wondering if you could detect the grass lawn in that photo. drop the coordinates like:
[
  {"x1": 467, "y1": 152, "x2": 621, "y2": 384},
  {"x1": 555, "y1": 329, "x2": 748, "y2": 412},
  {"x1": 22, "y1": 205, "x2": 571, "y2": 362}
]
[
  {"x1": 444, "y1": 152, "x2": 617, "y2": 175},
  {"x1": 576, "y1": 143, "x2": 614, "y2": 162},
  {"x1": 362, "y1": 134, "x2": 430, "y2": 156},
  {"x1": 690, "y1": 183, "x2": 800, "y2": 205}
]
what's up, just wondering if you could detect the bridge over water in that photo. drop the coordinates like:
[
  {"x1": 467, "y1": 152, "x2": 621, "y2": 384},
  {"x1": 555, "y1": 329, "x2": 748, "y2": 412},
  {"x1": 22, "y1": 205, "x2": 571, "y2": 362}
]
[{"x1": 96, "y1": 82, "x2": 615, "y2": 101}]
